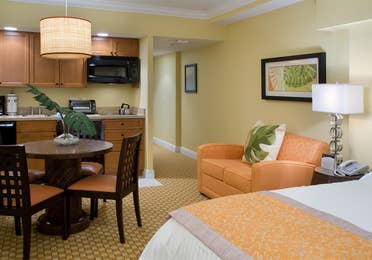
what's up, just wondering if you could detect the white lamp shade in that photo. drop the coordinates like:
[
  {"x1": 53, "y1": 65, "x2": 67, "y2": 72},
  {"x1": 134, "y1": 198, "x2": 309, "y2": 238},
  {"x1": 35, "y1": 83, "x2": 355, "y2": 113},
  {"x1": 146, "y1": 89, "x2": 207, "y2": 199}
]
[
  {"x1": 40, "y1": 16, "x2": 92, "y2": 59},
  {"x1": 312, "y1": 84, "x2": 364, "y2": 114}
]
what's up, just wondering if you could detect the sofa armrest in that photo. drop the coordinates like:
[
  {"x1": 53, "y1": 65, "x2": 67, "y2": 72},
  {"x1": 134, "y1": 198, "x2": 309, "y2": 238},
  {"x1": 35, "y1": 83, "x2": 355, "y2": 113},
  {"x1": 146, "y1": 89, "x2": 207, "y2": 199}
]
[
  {"x1": 197, "y1": 143, "x2": 244, "y2": 192},
  {"x1": 251, "y1": 160, "x2": 315, "y2": 192},
  {"x1": 197, "y1": 143, "x2": 244, "y2": 160}
]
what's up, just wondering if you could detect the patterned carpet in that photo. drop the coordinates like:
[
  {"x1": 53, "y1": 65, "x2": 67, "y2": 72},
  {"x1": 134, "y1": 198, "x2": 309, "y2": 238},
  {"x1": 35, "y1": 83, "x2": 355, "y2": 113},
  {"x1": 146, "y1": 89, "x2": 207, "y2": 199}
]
[{"x1": 0, "y1": 145, "x2": 206, "y2": 259}]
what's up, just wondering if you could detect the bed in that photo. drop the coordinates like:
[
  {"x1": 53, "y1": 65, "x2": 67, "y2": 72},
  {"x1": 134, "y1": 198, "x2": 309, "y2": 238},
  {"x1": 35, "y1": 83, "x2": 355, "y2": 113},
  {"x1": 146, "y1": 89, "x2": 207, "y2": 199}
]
[{"x1": 140, "y1": 174, "x2": 372, "y2": 259}]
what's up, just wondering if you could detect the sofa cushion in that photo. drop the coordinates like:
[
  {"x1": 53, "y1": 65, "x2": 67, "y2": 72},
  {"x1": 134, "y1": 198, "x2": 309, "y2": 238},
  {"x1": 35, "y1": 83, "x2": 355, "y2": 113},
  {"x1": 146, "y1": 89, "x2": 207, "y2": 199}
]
[
  {"x1": 277, "y1": 133, "x2": 329, "y2": 165},
  {"x1": 224, "y1": 164, "x2": 252, "y2": 193},
  {"x1": 243, "y1": 121, "x2": 286, "y2": 163}
]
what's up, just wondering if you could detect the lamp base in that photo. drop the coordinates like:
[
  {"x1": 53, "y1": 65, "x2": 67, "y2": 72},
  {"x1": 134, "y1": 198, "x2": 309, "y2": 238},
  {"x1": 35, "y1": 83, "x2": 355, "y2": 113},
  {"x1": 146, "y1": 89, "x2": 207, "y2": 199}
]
[{"x1": 329, "y1": 113, "x2": 343, "y2": 165}]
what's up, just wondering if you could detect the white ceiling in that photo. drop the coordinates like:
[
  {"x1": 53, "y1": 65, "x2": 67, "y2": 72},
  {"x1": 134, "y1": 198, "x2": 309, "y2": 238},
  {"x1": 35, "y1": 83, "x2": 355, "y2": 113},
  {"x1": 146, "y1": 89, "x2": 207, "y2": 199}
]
[{"x1": 10, "y1": 0, "x2": 302, "y2": 21}]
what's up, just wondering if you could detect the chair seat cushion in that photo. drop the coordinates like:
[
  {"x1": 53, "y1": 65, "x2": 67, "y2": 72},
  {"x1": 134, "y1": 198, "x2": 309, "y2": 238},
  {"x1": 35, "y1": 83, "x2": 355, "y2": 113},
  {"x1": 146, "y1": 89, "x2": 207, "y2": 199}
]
[
  {"x1": 68, "y1": 175, "x2": 116, "y2": 193},
  {"x1": 30, "y1": 184, "x2": 64, "y2": 206},
  {"x1": 81, "y1": 162, "x2": 103, "y2": 176},
  {"x1": 28, "y1": 169, "x2": 46, "y2": 183}
]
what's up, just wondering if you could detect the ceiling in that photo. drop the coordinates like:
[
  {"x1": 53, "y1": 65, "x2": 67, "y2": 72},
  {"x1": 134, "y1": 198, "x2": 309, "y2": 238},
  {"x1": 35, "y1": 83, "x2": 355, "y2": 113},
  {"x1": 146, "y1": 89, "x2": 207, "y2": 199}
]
[{"x1": 10, "y1": 0, "x2": 302, "y2": 21}]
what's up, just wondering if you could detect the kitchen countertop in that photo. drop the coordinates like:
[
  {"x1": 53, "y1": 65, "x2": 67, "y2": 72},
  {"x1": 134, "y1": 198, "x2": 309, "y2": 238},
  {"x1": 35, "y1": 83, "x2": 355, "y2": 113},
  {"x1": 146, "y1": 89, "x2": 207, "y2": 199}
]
[{"x1": 0, "y1": 114, "x2": 145, "y2": 121}]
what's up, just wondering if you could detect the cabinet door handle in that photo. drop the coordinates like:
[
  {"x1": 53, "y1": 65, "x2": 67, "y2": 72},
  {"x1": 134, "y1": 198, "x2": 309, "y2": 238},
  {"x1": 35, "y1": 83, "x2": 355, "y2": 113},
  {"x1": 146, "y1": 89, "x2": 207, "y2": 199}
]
[
  {"x1": 55, "y1": 83, "x2": 59, "y2": 86},
  {"x1": 111, "y1": 51, "x2": 114, "y2": 56},
  {"x1": 121, "y1": 123, "x2": 124, "y2": 126},
  {"x1": 60, "y1": 83, "x2": 64, "y2": 86},
  {"x1": 115, "y1": 51, "x2": 118, "y2": 56}
]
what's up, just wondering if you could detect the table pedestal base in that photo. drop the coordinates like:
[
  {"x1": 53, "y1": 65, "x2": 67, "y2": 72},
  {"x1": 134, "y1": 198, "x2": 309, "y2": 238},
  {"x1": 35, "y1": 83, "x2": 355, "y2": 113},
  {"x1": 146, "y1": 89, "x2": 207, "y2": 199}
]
[
  {"x1": 37, "y1": 158, "x2": 90, "y2": 235},
  {"x1": 37, "y1": 211, "x2": 90, "y2": 235}
]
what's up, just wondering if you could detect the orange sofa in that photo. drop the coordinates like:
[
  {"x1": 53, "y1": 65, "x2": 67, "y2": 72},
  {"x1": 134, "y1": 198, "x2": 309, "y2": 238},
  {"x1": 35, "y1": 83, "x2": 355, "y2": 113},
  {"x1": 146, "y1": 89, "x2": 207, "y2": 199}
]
[{"x1": 197, "y1": 133, "x2": 329, "y2": 198}]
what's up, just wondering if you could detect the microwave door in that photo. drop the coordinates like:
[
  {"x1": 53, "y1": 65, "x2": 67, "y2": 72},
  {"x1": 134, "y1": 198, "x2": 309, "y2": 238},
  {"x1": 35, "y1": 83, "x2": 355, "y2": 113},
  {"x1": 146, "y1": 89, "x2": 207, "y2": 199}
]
[{"x1": 89, "y1": 65, "x2": 129, "y2": 83}]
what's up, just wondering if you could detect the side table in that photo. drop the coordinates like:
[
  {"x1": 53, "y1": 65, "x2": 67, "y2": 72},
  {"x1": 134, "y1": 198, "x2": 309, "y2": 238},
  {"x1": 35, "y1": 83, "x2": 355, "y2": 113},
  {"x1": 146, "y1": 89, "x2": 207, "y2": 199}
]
[{"x1": 311, "y1": 166, "x2": 364, "y2": 185}]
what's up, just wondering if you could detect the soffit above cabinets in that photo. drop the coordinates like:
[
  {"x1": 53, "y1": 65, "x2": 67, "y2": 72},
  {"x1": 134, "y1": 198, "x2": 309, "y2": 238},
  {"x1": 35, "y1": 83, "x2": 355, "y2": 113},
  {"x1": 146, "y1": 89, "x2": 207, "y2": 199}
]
[
  {"x1": 153, "y1": 36, "x2": 220, "y2": 56},
  {"x1": 9, "y1": 0, "x2": 304, "y2": 23}
]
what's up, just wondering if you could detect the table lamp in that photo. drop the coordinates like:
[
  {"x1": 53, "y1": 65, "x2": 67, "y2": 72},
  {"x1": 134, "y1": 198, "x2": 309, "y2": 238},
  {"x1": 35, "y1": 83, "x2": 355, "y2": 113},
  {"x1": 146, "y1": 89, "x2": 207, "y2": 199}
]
[{"x1": 312, "y1": 84, "x2": 364, "y2": 165}]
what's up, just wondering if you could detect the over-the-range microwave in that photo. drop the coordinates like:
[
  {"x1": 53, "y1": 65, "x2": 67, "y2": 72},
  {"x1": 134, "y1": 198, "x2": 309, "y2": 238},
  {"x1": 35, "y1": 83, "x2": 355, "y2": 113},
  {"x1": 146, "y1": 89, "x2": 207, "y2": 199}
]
[{"x1": 87, "y1": 55, "x2": 140, "y2": 84}]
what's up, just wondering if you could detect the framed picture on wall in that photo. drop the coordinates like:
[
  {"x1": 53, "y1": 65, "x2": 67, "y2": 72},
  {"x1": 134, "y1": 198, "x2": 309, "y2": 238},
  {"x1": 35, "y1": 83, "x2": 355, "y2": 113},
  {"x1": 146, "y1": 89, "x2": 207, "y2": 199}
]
[
  {"x1": 185, "y1": 64, "x2": 197, "y2": 93},
  {"x1": 261, "y1": 52, "x2": 326, "y2": 102}
]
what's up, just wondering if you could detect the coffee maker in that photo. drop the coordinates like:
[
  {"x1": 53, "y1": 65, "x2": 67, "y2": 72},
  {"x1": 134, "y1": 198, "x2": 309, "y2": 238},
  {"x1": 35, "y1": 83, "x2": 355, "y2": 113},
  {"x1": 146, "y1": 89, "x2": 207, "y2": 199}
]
[
  {"x1": 6, "y1": 93, "x2": 17, "y2": 116},
  {"x1": 0, "y1": 96, "x2": 5, "y2": 116}
]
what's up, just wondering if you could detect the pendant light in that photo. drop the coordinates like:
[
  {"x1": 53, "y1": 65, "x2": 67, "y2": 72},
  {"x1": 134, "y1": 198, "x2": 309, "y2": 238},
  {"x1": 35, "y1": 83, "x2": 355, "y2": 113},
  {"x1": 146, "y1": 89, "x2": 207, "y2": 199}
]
[{"x1": 40, "y1": 0, "x2": 91, "y2": 59}]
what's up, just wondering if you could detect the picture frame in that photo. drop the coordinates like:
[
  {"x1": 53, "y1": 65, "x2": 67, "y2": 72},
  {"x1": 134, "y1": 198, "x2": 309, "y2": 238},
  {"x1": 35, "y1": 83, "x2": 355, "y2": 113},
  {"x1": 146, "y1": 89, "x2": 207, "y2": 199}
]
[
  {"x1": 261, "y1": 52, "x2": 326, "y2": 102},
  {"x1": 185, "y1": 64, "x2": 197, "y2": 93}
]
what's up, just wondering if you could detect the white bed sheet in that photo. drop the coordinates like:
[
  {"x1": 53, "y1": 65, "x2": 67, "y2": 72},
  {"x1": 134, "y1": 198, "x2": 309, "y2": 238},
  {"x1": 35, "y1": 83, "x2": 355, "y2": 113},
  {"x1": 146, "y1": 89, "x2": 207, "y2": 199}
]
[{"x1": 140, "y1": 179, "x2": 372, "y2": 260}]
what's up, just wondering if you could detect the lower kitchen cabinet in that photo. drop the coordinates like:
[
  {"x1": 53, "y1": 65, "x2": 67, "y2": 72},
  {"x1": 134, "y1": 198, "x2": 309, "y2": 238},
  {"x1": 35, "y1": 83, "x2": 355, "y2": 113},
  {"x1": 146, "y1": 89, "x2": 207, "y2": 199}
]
[
  {"x1": 16, "y1": 120, "x2": 56, "y2": 171},
  {"x1": 102, "y1": 118, "x2": 145, "y2": 176}
]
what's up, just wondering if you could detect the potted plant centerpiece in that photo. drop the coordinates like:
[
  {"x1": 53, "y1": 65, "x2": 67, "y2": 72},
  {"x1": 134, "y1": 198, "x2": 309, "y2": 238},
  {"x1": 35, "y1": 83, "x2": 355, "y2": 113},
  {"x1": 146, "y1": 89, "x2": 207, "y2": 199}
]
[{"x1": 26, "y1": 84, "x2": 96, "y2": 145}]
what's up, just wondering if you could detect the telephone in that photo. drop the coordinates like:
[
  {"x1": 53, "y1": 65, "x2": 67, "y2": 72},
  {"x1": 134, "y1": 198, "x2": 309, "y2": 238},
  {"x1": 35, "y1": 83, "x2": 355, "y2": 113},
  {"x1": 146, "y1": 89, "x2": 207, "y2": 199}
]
[{"x1": 335, "y1": 160, "x2": 369, "y2": 176}]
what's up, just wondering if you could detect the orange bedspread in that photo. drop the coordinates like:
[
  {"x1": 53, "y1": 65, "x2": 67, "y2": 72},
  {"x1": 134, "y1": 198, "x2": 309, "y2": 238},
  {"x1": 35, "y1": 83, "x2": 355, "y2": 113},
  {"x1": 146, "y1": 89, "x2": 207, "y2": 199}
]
[{"x1": 170, "y1": 192, "x2": 372, "y2": 259}]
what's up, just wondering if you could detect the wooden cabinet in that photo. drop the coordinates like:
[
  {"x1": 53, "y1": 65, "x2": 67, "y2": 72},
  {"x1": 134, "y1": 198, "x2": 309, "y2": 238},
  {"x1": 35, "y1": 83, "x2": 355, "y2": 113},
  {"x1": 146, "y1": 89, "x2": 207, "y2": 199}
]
[
  {"x1": 103, "y1": 118, "x2": 145, "y2": 176},
  {"x1": 59, "y1": 59, "x2": 87, "y2": 87},
  {"x1": 114, "y1": 38, "x2": 139, "y2": 57},
  {"x1": 16, "y1": 120, "x2": 56, "y2": 171},
  {"x1": 92, "y1": 37, "x2": 139, "y2": 57},
  {"x1": 29, "y1": 33, "x2": 87, "y2": 88},
  {"x1": 29, "y1": 33, "x2": 59, "y2": 87},
  {"x1": 91, "y1": 37, "x2": 113, "y2": 56},
  {"x1": 0, "y1": 31, "x2": 29, "y2": 86}
]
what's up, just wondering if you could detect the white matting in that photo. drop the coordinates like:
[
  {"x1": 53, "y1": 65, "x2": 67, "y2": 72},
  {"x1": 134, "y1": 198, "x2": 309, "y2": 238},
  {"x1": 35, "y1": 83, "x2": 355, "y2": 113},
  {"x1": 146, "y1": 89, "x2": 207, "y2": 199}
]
[{"x1": 139, "y1": 178, "x2": 162, "y2": 188}]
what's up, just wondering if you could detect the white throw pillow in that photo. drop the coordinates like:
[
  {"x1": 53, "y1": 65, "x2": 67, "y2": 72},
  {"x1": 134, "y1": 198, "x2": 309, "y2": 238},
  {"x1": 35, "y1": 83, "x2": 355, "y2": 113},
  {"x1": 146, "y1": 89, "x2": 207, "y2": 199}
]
[{"x1": 242, "y1": 121, "x2": 286, "y2": 164}]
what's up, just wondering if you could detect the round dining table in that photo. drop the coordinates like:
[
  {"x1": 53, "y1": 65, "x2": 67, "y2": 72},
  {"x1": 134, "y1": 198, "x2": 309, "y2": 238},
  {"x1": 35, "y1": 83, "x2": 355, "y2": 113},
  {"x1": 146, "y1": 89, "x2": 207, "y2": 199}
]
[{"x1": 25, "y1": 139, "x2": 113, "y2": 235}]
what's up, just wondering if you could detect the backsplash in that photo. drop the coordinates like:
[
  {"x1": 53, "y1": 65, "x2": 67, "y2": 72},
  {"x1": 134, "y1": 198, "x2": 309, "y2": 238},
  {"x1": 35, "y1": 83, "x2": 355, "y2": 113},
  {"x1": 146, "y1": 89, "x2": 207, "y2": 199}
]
[
  {"x1": 17, "y1": 106, "x2": 145, "y2": 116},
  {"x1": 0, "y1": 83, "x2": 139, "y2": 108}
]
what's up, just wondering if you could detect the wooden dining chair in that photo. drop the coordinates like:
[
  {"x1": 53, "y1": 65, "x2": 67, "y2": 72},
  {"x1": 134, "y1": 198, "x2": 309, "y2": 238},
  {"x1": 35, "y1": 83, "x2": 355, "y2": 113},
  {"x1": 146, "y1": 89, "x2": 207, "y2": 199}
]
[
  {"x1": 67, "y1": 133, "x2": 142, "y2": 243},
  {"x1": 0, "y1": 145, "x2": 68, "y2": 259},
  {"x1": 56, "y1": 120, "x2": 105, "y2": 177}
]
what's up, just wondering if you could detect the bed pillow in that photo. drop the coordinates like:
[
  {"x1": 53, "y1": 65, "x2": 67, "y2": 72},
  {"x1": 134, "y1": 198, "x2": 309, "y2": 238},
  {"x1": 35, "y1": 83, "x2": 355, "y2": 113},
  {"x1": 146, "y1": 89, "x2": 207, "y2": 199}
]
[{"x1": 242, "y1": 121, "x2": 286, "y2": 164}]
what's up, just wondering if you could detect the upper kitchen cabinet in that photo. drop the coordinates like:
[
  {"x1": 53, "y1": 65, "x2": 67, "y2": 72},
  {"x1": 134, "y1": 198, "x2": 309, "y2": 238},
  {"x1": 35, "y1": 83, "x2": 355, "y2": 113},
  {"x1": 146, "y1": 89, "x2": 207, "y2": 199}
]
[
  {"x1": 29, "y1": 33, "x2": 59, "y2": 87},
  {"x1": 92, "y1": 37, "x2": 113, "y2": 56},
  {"x1": 114, "y1": 38, "x2": 139, "y2": 57},
  {"x1": 92, "y1": 37, "x2": 139, "y2": 57},
  {"x1": 30, "y1": 33, "x2": 86, "y2": 88},
  {"x1": 0, "y1": 31, "x2": 29, "y2": 87},
  {"x1": 60, "y1": 59, "x2": 87, "y2": 87}
]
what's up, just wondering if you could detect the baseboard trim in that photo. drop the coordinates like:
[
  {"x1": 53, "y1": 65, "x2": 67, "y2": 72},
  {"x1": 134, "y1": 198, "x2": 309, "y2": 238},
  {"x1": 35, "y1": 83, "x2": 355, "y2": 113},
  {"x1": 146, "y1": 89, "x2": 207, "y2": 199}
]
[
  {"x1": 143, "y1": 169, "x2": 155, "y2": 178},
  {"x1": 152, "y1": 137, "x2": 197, "y2": 160},
  {"x1": 153, "y1": 137, "x2": 180, "y2": 152},
  {"x1": 180, "y1": 146, "x2": 197, "y2": 160}
]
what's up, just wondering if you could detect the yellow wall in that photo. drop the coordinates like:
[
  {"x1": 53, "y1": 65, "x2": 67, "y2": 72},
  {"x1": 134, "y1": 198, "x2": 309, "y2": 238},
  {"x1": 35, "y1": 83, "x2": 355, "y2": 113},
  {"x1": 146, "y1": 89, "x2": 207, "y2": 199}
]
[
  {"x1": 180, "y1": 0, "x2": 350, "y2": 153},
  {"x1": 349, "y1": 23, "x2": 372, "y2": 165},
  {"x1": 153, "y1": 53, "x2": 177, "y2": 144},
  {"x1": 138, "y1": 36, "x2": 155, "y2": 173},
  {"x1": 316, "y1": 0, "x2": 372, "y2": 30}
]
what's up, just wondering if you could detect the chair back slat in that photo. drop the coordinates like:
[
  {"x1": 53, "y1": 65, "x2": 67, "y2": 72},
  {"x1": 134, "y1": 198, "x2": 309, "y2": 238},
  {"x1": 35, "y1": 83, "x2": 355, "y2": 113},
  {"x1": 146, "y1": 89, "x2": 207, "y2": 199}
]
[
  {"x1": 116, "y1": 133, "x2": 142, "y2": 193},
  {"x1": 0, "y1": 145, "x2": 31, "y2": 211}
]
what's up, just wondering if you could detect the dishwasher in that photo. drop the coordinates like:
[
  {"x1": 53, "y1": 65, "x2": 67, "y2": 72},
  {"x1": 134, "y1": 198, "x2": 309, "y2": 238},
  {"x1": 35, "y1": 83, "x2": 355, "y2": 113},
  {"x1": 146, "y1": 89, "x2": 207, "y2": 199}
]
[{"x1": 0, "y1": 121, "x2": 16, "y2": 145}]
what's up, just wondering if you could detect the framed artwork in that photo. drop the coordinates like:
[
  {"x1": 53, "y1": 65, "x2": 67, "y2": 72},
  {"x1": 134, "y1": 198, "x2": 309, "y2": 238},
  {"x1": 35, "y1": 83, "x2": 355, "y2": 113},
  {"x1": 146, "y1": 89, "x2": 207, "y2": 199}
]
[
  {"x1": 185, "y1": 64, "x2": 197, "y2": 93},
  {"x1": 261, "y1": 52, "x2": 326, "y2": 102}
]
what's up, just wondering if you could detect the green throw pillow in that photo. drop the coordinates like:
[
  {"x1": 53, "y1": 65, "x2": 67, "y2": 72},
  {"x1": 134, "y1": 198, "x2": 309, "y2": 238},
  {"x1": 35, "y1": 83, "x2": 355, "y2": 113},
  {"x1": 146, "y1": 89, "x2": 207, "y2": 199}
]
[{"x1": 242, "y1": 121, "x2": 286, "y2": 164}]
